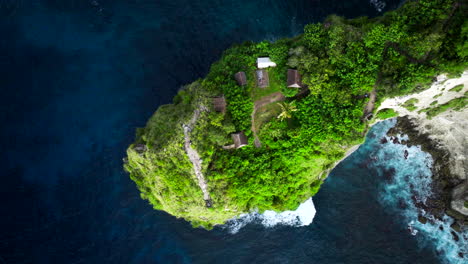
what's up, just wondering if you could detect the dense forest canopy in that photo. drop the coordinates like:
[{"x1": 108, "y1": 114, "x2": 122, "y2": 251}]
[{"x1": 125, "y1": 0, "x2": 467, "y2": 228}]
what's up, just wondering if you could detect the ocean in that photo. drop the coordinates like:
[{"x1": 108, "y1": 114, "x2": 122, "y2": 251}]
[{"x1": 1, "y1": 0, "x2": 463, "y2": 263}]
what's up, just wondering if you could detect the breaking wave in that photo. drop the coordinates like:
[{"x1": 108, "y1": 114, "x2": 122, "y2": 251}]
[
  {"x1": 371, "y1": 119, "x2": 467, "y2": 263},
  {"x1": 370, "y1": 0, "x2": 386, "y2": 12},
  {"x1": 224, "y1": 198, "x2": 316, "y2": 234}
]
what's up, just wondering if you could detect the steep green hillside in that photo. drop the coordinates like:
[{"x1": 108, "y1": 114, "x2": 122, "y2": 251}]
[{"x1": 125, "y1": 0, "x2": 467, "y2": 228}]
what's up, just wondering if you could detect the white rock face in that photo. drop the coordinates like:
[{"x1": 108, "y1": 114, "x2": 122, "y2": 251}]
[
  {"x1": 376, "y1": 71, "x2": 468, "y2": 216},
  {"x1": 376, "y1": 71, "x2": 468, "y2": 181},
  {"x1": 451, "y1": 183, "x2": 468, "y2": 216}
]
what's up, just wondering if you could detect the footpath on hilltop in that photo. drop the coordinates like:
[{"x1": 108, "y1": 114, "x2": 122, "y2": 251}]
[{"x1": 124, "y1": 0, "x2": 467, "y2": 228}]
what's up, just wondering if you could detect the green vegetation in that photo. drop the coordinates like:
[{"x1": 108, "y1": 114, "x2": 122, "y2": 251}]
[
  {"x1": 250, "y1": 69, "x2": 283, "y2": 101},
  {"x1": 277, "y1": 101, "x2": 297, "y2": 121},
  {"x1": 125, "y1": 0, "x2": 468, "y2": 228},
  {"x1": 433, "y1": 93, "x2": 443, "y2": 99},
  {"x1": 402, "y1": 98, "x2": 420, "y2": 111},
  {"x1": 430, "y1": 100, "x2": 438, "y2": 106},
  {"x1": 449, "y1": 84, "x2": 464, "y2": 92},
  {"x1": 376, "y1": 108, "x2": 398, "y2": 119},
  {"x1": 422, "y1": 95, "x2": 467, "y2": 119},
  {"x1": 253, "y1": 102, "x2": 282, "y2": 132}
]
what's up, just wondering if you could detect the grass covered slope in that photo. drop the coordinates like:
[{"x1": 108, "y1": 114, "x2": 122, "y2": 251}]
[{"x1": 125, "y1": 0, "x2": 467, "y2": 228}]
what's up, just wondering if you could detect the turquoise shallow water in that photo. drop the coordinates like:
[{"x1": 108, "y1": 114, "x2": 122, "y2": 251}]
[{"x1": 2, "y1": 1, "x2": 465, "y2": 263}]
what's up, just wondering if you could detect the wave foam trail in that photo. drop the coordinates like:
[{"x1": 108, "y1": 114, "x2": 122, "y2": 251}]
[
  {"x1": 370, "y1": 119, "x2": 467, "y2": 263},
  {"x1": 370, "y1": 0, "x2": 386, "y2": 12},
  {"x1": 224, "y1": 198, "x2": 316, "y2": 234}
]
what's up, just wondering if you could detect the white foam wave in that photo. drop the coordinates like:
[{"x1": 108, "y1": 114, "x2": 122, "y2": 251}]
[
  {"x1": 371, "y1": 122, "x2": 468, "y2": 263},
  {"x1": 370, "y1": 0, "x2": 386, "y2": 12},
  {"x1": 224, "y1": 198, "x2": 316, "y2": 234}
]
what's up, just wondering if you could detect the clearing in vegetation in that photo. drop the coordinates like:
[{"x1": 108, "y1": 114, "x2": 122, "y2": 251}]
[{"x1": 125, "y1": 0, "x2": 468, "y2": 228}]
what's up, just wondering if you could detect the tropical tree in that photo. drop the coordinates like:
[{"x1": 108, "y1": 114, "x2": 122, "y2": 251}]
[{"x1": 277, "y1": 101, "x2": 297, "y2": 121}]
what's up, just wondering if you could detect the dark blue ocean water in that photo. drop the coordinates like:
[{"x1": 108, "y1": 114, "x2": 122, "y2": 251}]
[{"x1": 1, "y1": 0, "x2": 453, "y2": 263}]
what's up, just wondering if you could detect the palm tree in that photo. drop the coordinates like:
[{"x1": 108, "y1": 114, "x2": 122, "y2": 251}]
[{"x1": 277, "y1": 101, "x2": 297, "y2": 121}]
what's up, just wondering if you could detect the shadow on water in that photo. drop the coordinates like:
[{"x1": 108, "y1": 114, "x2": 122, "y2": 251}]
[{"x1": 0, "y1": 1, "x2": 436, "y2": 263}]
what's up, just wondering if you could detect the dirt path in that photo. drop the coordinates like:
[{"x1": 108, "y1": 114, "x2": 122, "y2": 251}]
[
  {"x1": 364, "y1": 87, "x2": 377, "y2": 117},
  {"x1": 254, "y1": 92, "x2": 286, "y2": 111},
  {"x1": 363, "y1": 32, "x2": 445, "y2": 120},
  {"x1": 362, "y1": 2, "x2": 460, "y2": 120},
  {"x1": 251, "y1": 92, "x2": 286, "y2": 147},
  {"x1": 182, "y1": 106, "x2": 212, "y2": 207}
]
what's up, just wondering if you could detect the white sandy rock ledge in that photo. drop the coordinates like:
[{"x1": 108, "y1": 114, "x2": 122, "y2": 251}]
[{"x1": 375, "y1": 71, "x2": 468, "y2": 216}]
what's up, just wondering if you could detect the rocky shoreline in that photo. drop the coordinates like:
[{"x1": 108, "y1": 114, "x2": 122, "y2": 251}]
[
  {"x1": 387, "y1": 116, "x2": 467, "y2": 230},
  {"x1": 374, "y1": 71, "x2": 468, "y2": 232}
]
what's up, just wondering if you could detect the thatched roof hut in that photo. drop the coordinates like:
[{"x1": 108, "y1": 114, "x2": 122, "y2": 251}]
[
  {"x1": 287, "y1": 69, "x2": 301, "y2": 88},
  {"x1": 212, "y1": 96, "x2": 226, "y2": 112},
  {"x1": 231, "y1": 131, "x2": 248, "y2": 149},
  {"x1": 256, "y1": 69, "x2": 269, "y2": 88},
  {"x1": 234, "y1": 72, "x2": 247, "y2": 86}
]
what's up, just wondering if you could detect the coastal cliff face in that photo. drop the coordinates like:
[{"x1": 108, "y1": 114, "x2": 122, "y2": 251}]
[
  {"x1": 390, "y1": 116, "x2": 467, "y2": 223},
  {"x1": 124, "y1": 0, "x2": 467, "y2": 228},
  {"x1": 377, "y1": 73, "x2": 467, "y2": 179},
  {"x1": 376, "y1": 72, "x2": 467, "y2": 230},
  {"x1": 124, "y1": 81, "x2": 336, "y2": 228},
  {"x1": 124, "y1": 82, "x2": 242, "y2": 226}
]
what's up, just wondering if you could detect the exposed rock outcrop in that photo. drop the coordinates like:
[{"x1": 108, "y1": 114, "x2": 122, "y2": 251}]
[
  {"x1": 451, "y1": 183, "x2": 468, "y2": 216},
  {"x1": 388, "y1": 116, "x2": 467, "y2": 226},
  {"x1": 376, "y1": 71, "x2": 468, "y2": 224}
]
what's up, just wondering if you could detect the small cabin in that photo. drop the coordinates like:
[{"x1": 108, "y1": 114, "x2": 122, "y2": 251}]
[
  {"x1": 231, "y1": 131, "x2": 248, "y2": 149},
  {"x1": 287, "y1": 69, "x2": 301, "y2": 88},
  {"x1": 212, "y1": 96, "x2": 226, "y2": 112},
  {"x1": 257, "y1": 57, "x2": 277, "y2": 69},
  {"x1": 234, "y1": 72, "x2": 247, "y2": 86},
  {"x1": 134, "y1": 143, "x2": 147, "y2": 154},
  {"x1": 256, "y1": 69, "x2": 269, "y2": 88}
]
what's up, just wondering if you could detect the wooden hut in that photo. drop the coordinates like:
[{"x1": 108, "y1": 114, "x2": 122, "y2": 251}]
[
  {"x1": 256, "y1": 69, "x2": 269, "y2": 88},
  {"x1": 231, "y1": 131, "x2": 248, "y2": 149},
  {"x1": 212, "y1": 96, "x2": 226, "y2": 112},
  {"x1": 234, "y1": 72, "x2": 247, "y2": 86},
  {"x1": 133, "y1": 143, "x2": 147, "y2": 154},
  {"x1": 287, "y1": 69, "x2": 301, "y2": 88}
]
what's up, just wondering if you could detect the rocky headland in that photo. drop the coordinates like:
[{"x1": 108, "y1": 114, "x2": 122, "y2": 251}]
[
  {"x1": 124, "y1": 0, "x2": 466, "y2": 228},
  {"x1": 376, "y1": 72, "x2": 468, "y2": 228}
]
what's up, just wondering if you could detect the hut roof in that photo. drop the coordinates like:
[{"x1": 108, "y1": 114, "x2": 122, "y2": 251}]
[
  {"x1": 256, "y1": 69, "x2": 269, "y2": 88},
  {"x1": 231, "y1": 131, "x2": 248, "y2": 149},
  {"x1": 287, "y1": 69, "x2": 301, "y2": 88},
  {"x1": 257, "y1": 57, "x2": 277, "y2": 69},
  {"x1": 234, "y1": 72, "x2": 247, "y2": 86},
  {"x1": 212, "y1": 96, "x2": 226, "y2": 112},
  {"x1": 134, "y1": 143, "x2": 147, "y2": 154}
]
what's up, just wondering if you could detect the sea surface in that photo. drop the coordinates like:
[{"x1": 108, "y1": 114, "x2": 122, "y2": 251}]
[{"x1": 1, "y1": 0, "x2": 463, "y2": 263}]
